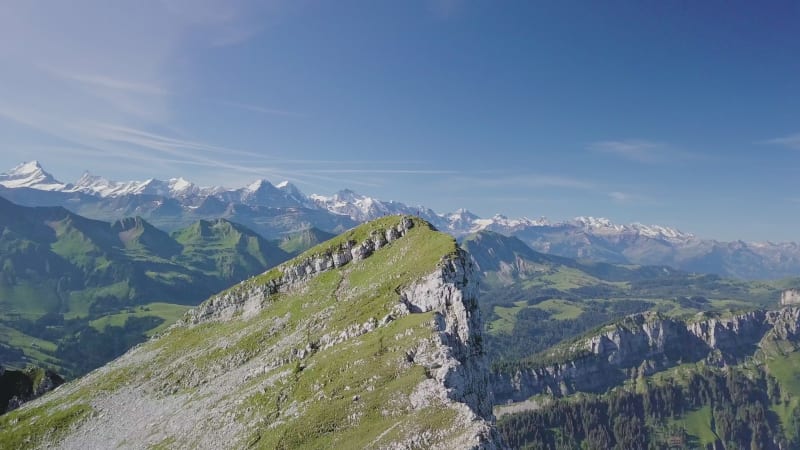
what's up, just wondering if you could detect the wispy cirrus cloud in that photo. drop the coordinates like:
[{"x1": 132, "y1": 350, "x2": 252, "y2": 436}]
[
  {"x1": 459, "y1": 173, "x2": 596, "y2": 190},
  {"x1": 0, "y1": 103, "x2": 450, "y2": 190},
  {"x1": 763, "y1": 133, "x2": 800, "y2": 150},
  {"x1": 588, "y1": 139, "x2": 664, "y2": 163},
  {"x1": 588, "y1": 139, "x2": 697, "y2": 164},
  {"x1": 0, "y1": 0, "x2": 298, "y2": 158},
  {"x1": 46, "y1": 69, "x2": 170, "y2": 96},
  {"x1": 220, "y1": 101, "x2": 306, "y2": 118},
  {"x1": 608, "y1": 191, "x2": 652, "y2": 204}
]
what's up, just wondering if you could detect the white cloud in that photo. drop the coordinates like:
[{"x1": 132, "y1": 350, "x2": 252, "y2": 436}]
[
  {"x1": 439, "y1": 173, "x2": 596, "y2": 191},
  {"x1": 764, "y1": 133, "x2": 800, "y2": 150},
  {"x1": 221, "y1": 101, "x2": 306, "y2": 118},
  {"x1": 588, "y1": 139, "x2": 664, "y2": 163},
  {"x1": 50, "y1": 70, "x2": 169, "y2": 96}
]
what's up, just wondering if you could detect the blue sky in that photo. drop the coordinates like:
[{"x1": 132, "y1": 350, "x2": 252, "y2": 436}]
[{"x1": 0, "y1": 1, "x2": 798, "y2": 241}]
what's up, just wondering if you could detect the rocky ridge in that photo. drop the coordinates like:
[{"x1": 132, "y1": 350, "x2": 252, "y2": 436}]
[
  {"x1": 2, "y1": 216, "x2": 505, "y2": 449},
  {"x1": 184, "y1": 216, "x2": 416, "y2": 324},
  {"x1": 492, "y1": 307, "x2": 800, "y2": 404}
]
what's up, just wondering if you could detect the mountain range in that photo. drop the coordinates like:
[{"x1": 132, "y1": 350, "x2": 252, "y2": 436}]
[{"x1": 3, "y1": 161, "x2": 800, "y2": 279}]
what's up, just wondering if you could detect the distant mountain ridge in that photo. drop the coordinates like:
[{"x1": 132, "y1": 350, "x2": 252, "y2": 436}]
[
  {"x1": 3, "y1": 161, "x2": 800, "y2": 279},
  {"x1": 0, "y1": 161, "x2": 688, "y2": 238}
]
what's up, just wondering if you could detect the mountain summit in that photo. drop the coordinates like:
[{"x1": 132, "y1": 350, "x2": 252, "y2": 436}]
[
  {"x1": 1, "y1": 216, "x2": 503, "y2": 449},
  {"x1": 0, "y1": 161, "x2": 67, "y2": 191}
]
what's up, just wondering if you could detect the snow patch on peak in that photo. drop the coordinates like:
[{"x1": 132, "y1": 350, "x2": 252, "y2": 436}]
[
  {"x1": 571, "y1": 216, "x2": 693, "y2": 241},
  {"x1": 169, "y1": 177, "x2": 192, "y2": 191},
  {"x1": 309, "y1": 193, "x2": 330, "y2": 202},
  {"x1": 573, "y1": 216, "x2": 618, "y2": 229},
  {"x1": 333, "y1": 188, "x2": 362, "y2": 203},
  {"x1": 15, "y1": 160, "x2": 44, "y2": 173},
  {"x1": 465, "y1": 214, "x2": 548, "y2": 234},
  {"x1": 449, "y1": 208, "x2": 479, "y2": 220},
  {"x1": 0, "y1": 161, "x2": 66, "y2": 191},
  {"x1": 245, "y1": 179, "x2": 272, "y2": 192}
]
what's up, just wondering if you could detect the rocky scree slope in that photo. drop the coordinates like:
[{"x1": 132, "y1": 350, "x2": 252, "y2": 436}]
[
  {"x1": 492, "y1": 307, "x2": 800, "y2": 404},
  {"x1": 0, "y1": 216, "x2": 504, "y2": 450}
]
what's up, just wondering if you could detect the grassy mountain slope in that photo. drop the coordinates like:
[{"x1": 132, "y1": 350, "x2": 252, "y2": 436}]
[
  {"x1": 278, "y1": 227, "x2": 336, "y2": 256},
  {"x1": 172, "y1": 218, "x2": 290, "y2": 281},
  {"x1": 0, "y1": 216, "x2": 500, "y2": 449},
  {"x1": 463, "y1": 231, "x2": 782, "y2": 365},
  {"x1": 0, "y1": 196, "x2": 291, "y2": 376}
]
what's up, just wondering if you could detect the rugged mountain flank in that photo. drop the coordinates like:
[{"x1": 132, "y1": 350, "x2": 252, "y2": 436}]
[
  {"x1": 0, "y1": 216, "x2": 504, "y2": 449},
  {"x1": 492, "y1": 308, "x2": 800, "y2": 404}
]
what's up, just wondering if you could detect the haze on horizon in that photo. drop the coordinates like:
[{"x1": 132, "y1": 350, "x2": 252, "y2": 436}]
[{"x1": 0, "y1": 1, "x2": 798, "y2": 242}]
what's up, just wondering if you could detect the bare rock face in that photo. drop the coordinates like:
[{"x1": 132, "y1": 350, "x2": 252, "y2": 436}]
[
  {"x1": 769, "y1": 307, "x2": 800, "y2": 339},
  {"x1": 399, "y1": 249, "x2": 502, "y2": 448},
  {"x1": 492, "y1": 308, "x2": 800, "y2": 404},
  {"x1": 781, "y1": 289, "x2": 800, "y2": 306},
  {"x1": 1, "y1": 367, "x2": 65, "y2": 413}
]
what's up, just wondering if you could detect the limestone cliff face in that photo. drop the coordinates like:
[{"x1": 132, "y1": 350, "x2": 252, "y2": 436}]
[
  {"x1": 493, "y1": 308, "x2": 800, "y2": 404},
  {"x1": 398, "y1": 249, "x2": 501, "y2": 448},
  {"x1": 781, "y1": 289, "x2": 800, "y2": 306}
]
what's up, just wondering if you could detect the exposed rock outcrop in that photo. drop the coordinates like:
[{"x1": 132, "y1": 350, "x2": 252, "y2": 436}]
[
  {"x1": 492, "y1": 308, "x2": 800, "y2": 404},
  {"x1": 1, "y1": 366, "x2": 65, "y2": 413},
  {"x1": 781, "y1": 289, "x2": 800, "y2": 306},
  {"x1": 399, "y1": 249, "x2": 501, "y2": 448},
  {"x1": 184, "y1": 216, "x2": 416, "y2": 324}
]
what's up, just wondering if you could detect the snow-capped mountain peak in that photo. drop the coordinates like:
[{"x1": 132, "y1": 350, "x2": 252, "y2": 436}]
[
  {"x1": 332, "y1": 188, "x2": 362, "y2": 203},
  {"x1": 468, "y1": 213, "x2": 548, "y2": 233},
  {"x1": 234, "y1": 178, "x2": 313, "y2": 209},
  {"x1": 311, "y1": 188, "x2": 411, "y2": 222},
  {"x1": 276, "y1": 180, "x2": 302, "y2": 196},
  {"x1": 0, "y1": 160, "x2": 67, "y2": 191},
  {"x1": 168, "y1": 177, "x2": 192, "y2": 192},
  {"x1": 570, "y1": 216, "x2": 692, "y2": 241},
  {"x1": 572, "y1": 216, "x2": 618, "y2": 230},
  {"x1": 448, "y1": 208, "x2": 479, "y2": 220},
  {"x1": 0, "y1": 160, "x2": 696, "y2": 244},
  {"x1": 275, "y1": 180, "x2": 315, "y2": 208},
  {"x1": 245, "y1": 179, "x2": 273, "y2": 192}
]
